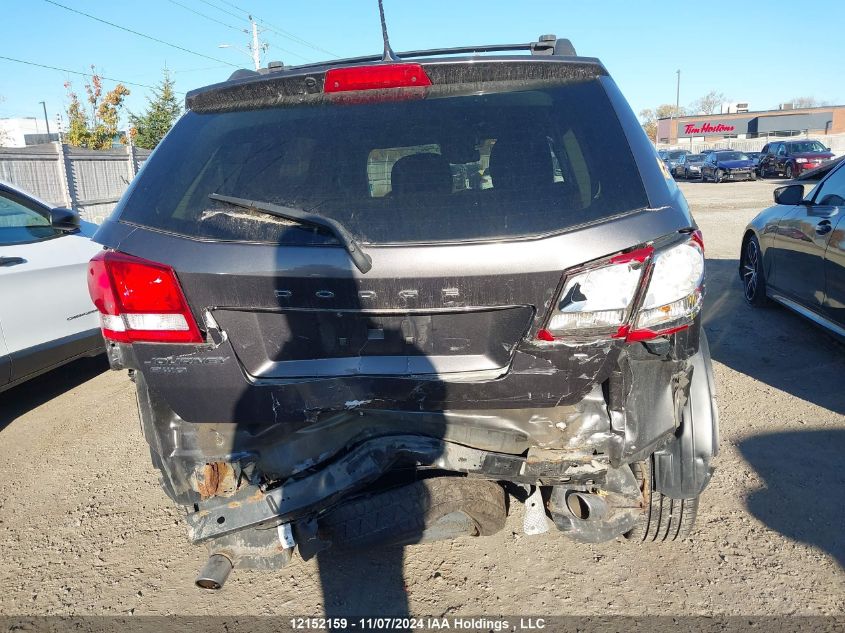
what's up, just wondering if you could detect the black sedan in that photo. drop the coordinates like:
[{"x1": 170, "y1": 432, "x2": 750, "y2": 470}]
[
  {"x1": 701, "y1": 150, "x2": 757, "y2": 182},
  {"x1": 740, "y1": 158, "x2": 845, "y2": 339}
]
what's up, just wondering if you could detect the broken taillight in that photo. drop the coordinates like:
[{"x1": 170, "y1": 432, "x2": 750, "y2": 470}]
[
  {"x1": 541, "y1": 234, "x2": 704, "y2": 344},
  {"x1": 87, "y1": 251, "x2": 203, "y2": 344},
  {"x1": 324, "y1": 63, "x2": 432, "y2": 93}
]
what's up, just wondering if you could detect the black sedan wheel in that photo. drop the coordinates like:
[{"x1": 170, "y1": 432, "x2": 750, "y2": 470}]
[
  {"x1": 785, "y1": 163, "x2": 794, "y2": 179},
  {"x1": 713, "y1": 169, "x2": 723, "y2": 183},
  {"x1": 742, "y1": 235, "x2": 770, "y2": 307}
]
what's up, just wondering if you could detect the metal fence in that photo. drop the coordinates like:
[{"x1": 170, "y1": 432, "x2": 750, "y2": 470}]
[
  {"x1": 0, "y1": 142, "x2": 151, "y2": 224},
  {"x1": 657, "y1": 132, "x2": 845, "y2": 156}
]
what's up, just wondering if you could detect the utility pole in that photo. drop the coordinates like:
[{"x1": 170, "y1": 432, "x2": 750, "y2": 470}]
[
  {"x1": 38, "y1": 101, "x2": 51, "y2": 139},
  {"x1": 249, "y1": 16, "x2": 261, "y2": 70},
  {"x1": 220, "y1": 16, "x2": 267, "y2": 70}
]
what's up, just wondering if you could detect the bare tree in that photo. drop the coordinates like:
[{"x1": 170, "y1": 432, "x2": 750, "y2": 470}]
[
  {"x1": 690, "y1": 91, "x2": 726, "y2": 115},
  {"x1": 639, "y1": 104, "x2": 687, "y2": 141},
  {"x1": 788, "y1": 96, "x2": 829, "y2": 109}
]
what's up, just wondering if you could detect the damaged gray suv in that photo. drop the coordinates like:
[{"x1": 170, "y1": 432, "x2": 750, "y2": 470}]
[{"x1": 88, "y1": 34, "x2": 718, "y2": 589}]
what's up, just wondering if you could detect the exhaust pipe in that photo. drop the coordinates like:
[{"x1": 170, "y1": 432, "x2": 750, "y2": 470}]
[
  {"x1": 195, "y1": 553, "x2": 233, "y2": 590},
  {"x1": 564, "y1": 491, "x2": 608, "y2": 522}
]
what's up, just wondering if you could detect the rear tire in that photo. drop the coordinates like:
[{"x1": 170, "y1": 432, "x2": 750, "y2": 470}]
[
  {"x1": 318, "y1": 477, "x2": 507, "y2": 550},
  {"x1": 625, "y1": 458, "x2": 699, "y2": 542},
  {"x1": 742, "y1": 234, "x2": 771, "y2": 307},
  {"x1": 713, "y1": 169, "x2": 723, "y2": 183},
  {"x1": 785, "y1": 163, "x2": 794, "y2": 179}
]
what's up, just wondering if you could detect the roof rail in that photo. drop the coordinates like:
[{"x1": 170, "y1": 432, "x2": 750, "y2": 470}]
[{"x1": 260, "y1": 34, "x2": 577, "y2": 75}]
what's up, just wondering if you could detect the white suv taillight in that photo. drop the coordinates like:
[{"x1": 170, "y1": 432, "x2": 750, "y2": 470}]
[
  {"x1": 539, "y1": 233, "x2": 704, "y2": 344},
  {"x1": 87, "y1": 251, "x2": 203, "y2": 344}
]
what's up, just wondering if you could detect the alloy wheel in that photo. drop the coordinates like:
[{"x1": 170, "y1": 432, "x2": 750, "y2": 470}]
[{"x1": 743, "y1": 239, "x2": 759, "y2": 302}]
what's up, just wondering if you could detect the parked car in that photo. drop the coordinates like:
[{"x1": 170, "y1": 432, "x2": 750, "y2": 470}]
[
  {"x1": 744, "y1": 151, "x2": 763, "y2": 174},
  {"x1": 741, "y1": 158, "x2": 845, "y2": 338},
  {"x1": 797, "y1": 155, "x2": 845, "y2": 182},
  {"x1": 701, "y1": 150, "x2": 756, "y2": 182},
  {"x1": 0, "y1": 181, "x2": 103, "y2": 393},
  {"x1": 88, "y1": 34, "x2": 719, "y2": 589},
  {"x1": 758, "y1": 140, "x2": 835, "y2": 179},
  {"x1": 663, "y1": 149, "x2": 690, "y2": 173},
  {"x1": 673, "y1": 153, "x2": 705, "y2": 179}
]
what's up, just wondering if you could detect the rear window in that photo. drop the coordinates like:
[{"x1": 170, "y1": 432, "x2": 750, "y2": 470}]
[
  {"x1": 788, "y1": 141, "x2": 827, "y2": 153},
  {"x1": 119, "y1": 79, "x2": 648, "y2": 244}
]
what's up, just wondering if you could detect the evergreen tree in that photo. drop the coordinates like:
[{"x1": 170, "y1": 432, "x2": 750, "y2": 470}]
[{"x1": 129, "y1": 70, "x2": 182, "y2": 150}]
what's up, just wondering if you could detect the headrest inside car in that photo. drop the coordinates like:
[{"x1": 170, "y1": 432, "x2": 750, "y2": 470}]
[{"x1": 390, "y1": 153, "x2": 453, "y2": 196}]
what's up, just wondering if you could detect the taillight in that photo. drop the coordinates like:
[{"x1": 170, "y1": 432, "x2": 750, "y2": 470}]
[
  {"x1": 546, "y1": 247, "x2": 652, "y2": 337},
  {"x1": 541, "y1": 234, "x2": 704, "y2": 344},
  {"x1": 627, "y1": 239, "x2": 704, "y2": 341},
  {"x1": 324, "y1": 63, "x2": 432, "y2": 93},
  {"x1": 87, "y1": 251, "x2": 203, "y2": 344}
]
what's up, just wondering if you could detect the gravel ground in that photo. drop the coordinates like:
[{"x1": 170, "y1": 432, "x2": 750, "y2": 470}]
[{"x1": 0, "y1": 178, "x2": 843, "y2": 617}]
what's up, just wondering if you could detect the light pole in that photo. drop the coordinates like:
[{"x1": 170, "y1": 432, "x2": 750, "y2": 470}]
[
  {"x1": 38, "y1": 101, "x2": 51, "y2": 139},
  {"x1": 218, "y1": 43, "x2": 255, "y2": 68},
  {"x1": 675, "y1": 69, "x2": 681, "y2": 115},
  {"x1": 668, "y1": 69, "x2": 680, "y2": 145}
]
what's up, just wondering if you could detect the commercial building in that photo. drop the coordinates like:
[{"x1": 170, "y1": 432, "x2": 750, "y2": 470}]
[
  {"x1": 657, "y1": 104, "x2": 845, "y2": 144},
  {"x1": 0, "y1": 117, "x2": 59, "y2": 147}
]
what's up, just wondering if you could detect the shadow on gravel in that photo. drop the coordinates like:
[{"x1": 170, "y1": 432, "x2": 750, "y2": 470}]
[
  {"x1": 703, "y1": 258, "x2": 845, "y2": 415},
  {"x1": 0, "y1": 354, "x2": 109, "y2": 433},
  {"x1": 739, "y1": 430, "x2": 845, "y2": 569},
  {"x1": 317, "y1": 548, "x2": 410, "y2": 617}
]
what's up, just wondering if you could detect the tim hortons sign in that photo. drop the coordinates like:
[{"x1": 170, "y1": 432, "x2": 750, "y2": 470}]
[{"x1": 683, "y1": 122, "x2": 736, "y2": 135}]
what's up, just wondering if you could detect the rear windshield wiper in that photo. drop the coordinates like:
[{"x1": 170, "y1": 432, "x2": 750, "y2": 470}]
[{"x1": 208, "y1": 193, "x2": 372, "y2": 273}]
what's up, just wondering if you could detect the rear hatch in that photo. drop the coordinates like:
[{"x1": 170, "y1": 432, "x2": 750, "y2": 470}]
[{"x1": 103, "y1": 60, "x2": 666, "y2": 385}]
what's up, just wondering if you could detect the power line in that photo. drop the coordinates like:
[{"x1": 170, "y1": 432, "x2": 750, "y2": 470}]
[
  {"x1": 188, "y1": 0, "x2": 315, "y2": 64},
  {"x1": 261, "y1": 37, "x2": 315, "y2": 63},
  {"x1": 213, "y1": 0, "x2": 252, "y2": 14},
  {"x1": 0, "y1": 55, "x2": 185, "y2": 93},
  {"x1": 171, "y1": 64, "x2": 231, "y2": 73},
  {"x1": 193, "y1": 0, "x2": 249, "y2": 23},
  {"x1": 188, "y1": 0, "x2": 314, "y2": 64},
  {"x1": 166, "y1": 0, "x2": 244, "y2": 32},
  {"x1": 256, "y1": 20, "x2": 340, "y2": 58},
  {"x1": 194, "y1": 0, "x2": 340, "y2": 58},
  {"x1": 42, "y1": 0, "x2": 238, "y2": 67}
]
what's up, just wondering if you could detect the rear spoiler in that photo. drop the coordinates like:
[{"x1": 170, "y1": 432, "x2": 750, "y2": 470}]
[{"x1": 186, "y1": 58, "x2": 607, "y2": 113}]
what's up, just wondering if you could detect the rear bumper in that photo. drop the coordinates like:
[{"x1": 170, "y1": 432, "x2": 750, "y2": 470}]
[
  {"x1": 793, "y1": 162, "x2": 824, "y2": 175},
  {"x1": 123, "y1": 321, "x2": 718, "y2": 548},
  {"x1": 184, "y1": 434, "x2": 610, "y2": 544}
]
